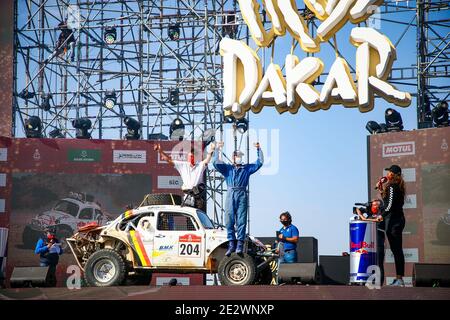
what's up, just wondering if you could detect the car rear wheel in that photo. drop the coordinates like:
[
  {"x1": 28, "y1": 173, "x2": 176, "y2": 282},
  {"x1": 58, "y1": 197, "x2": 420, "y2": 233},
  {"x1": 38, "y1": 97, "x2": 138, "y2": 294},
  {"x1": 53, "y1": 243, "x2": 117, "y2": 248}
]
[
  {"x1": 84, "y1": 249, "x2": 127, "y2": 287},
  {"x1": 218, "y1": 253, "x2": 257, "y2": 285}
]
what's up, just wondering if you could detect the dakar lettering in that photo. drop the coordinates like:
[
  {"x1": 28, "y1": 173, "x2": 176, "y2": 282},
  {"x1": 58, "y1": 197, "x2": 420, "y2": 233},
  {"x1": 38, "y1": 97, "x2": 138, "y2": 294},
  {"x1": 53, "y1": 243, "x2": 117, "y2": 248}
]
[{"x1": 221, "y1": 0, "x2": 411, "y2": 118}]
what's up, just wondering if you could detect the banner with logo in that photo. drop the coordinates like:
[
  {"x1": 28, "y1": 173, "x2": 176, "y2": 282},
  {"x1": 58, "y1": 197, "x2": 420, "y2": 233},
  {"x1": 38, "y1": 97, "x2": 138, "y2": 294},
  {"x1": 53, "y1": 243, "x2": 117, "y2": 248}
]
[{"x1": 368, "y1": 126, "x2": 450, "y2": 281}]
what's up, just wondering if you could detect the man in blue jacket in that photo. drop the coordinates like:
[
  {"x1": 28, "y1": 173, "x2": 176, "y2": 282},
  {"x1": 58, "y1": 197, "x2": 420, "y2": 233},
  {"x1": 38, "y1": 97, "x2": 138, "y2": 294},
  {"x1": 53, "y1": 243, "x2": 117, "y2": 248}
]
[
  {"x1": 35, "y1": 227, "x2": 63, "y2": 287},
  {"x1": 213, "y1": 142, "x2": 264, "y2": 256}
]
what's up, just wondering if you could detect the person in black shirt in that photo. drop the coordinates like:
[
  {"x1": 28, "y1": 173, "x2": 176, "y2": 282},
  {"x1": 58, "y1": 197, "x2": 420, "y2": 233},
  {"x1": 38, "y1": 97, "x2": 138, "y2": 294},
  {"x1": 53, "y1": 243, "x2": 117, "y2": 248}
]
[{"x1": 378, "y1": 164, "x2": 406, "y2": 287}]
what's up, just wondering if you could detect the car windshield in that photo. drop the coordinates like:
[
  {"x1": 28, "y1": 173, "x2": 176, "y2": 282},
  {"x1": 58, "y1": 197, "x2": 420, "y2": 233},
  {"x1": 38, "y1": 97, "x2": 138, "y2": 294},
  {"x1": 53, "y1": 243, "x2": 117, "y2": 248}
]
[
  {"x1": 196, "y1": 210, "x2": 214, "y2": 229},
  {"x1": 53, "y1": 200, "x2": 79, "y2": 217}
]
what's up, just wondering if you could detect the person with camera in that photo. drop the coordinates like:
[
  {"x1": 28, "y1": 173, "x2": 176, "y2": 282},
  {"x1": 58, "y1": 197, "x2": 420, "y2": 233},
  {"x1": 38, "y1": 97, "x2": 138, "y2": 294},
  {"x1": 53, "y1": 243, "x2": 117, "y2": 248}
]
[
  {"x1": 377, "y1": 164, "x2": 406, "y2": 287},
  {"x1": 355, "y1": 199, "x2": 386, "y2": 284},
  {"x1": 277, "y1": 212, "x2": 299, "y2": 263},
  {"x1": 34, "y1": 227, "x2": 63, "y2": 287},
  {"x1": 154, "y1": 143, "x2": 216, "y2": 210}
]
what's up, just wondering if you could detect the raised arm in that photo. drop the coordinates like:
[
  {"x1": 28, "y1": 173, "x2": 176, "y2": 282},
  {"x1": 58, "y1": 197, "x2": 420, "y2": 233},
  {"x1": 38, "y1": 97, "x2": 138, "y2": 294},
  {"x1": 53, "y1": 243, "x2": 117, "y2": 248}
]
[
  {"x1": 213, "y1": 142, "x2": 230, "y2": 176},
  {"x1": 202, "y1": 142, "x2": 216, "y2": 166},
  {"x1": 248, "y1": 143, "x2": 264, "y2": 174},
  {"x1": 154, "y1": 143, "x2": 174, "y2": 166}
]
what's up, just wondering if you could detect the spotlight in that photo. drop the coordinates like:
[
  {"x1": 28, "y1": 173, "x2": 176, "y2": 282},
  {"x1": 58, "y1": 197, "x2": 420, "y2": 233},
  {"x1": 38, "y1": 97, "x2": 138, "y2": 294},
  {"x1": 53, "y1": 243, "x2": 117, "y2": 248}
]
[
  {"x1": 40, "y1": 93, "x2": 52, "y2": 111},
  {"x1": 223, "y1": 110, "x2": 235, "y2": 124},
  {"x1": 18, "y1": 89, "x2": 35, "y2": 100},
  {"x1": 432, "y1": 101, "x2": 449, "y2": 127},
  {"x1": 169, "y1": 118, "x2": 185, "y2": 141},
  {"x1": 72, "y1": 117, "x2": 92, "y2": 139},
  {"x1": 385, "y1": 108, "x2": 403, "y2": 132},
  {"x1": 168, "y1": 24, "x2": 180, "y2": 41},
  {"x1": 379, "y1": 123, "x2": 388, "y2": 133},
  {"x1": 25, "y1": 116, "x2": 43, "y2": 138},
  {"x1": 168, "y1": 88, "x2": 179, "y2": 106},
  {"x1": 201, "y1": 128, "x2": 216, "y2": 146},
  {"x1": 365, "y1": 121, "x2": 382, "y2": 134},
  {"x1": 48, "y1": 128, "x2": 65, "y2": 138},
  {"x1": 104, "y1": 27, "x2": 117, "y2": 45},
  {"x1": 124, "y1": 116, "x2": 141, "y2": 140},
  {"x1": 235, "y1": 117, "x2": 249, "y2": 133},
  {"x1": 104, "y1": 90, "x2": 116, "y2": 109},
  {"x1": 148, "y1": 133, "x2": 168, "y2": 141}
]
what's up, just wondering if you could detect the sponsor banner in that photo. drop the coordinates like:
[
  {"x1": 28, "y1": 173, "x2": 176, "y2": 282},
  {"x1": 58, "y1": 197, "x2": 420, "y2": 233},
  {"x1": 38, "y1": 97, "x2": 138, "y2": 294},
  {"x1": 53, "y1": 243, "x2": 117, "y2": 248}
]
[
  {"x1": 385, "y1": 248, "x2": 419, "y2": 263},
  {"x1": 179, "y1": 234, "x2": 202, "y2": 243},
  {"x1": 0, "y1": 174, "x2": 6, "y2": 187},
  {"x1": 68, "y1": 149, "x2": 101, "y2": 162},
  {"x1": 113, "y1": 150, "x2": 146, "y2": 164},
  {"x1": 386, "y1": 276, "x2": 413, "y2": 287},
  {"x1": 0, "y1": 199, "x2": 5, "y2": 213},
  {"x1": 0, "y1": 148, "x2": 7, "y2": 162},
  {"x1": 158, "y1": 176, "x2": 182, "y2": 189},
  {"x1": 155, "y1": 276, "x2": 190, "y2": 286},
  {"x1": 382, "y1": 141, "x2": 415, "y2": 158},
  {"x1": 158, "y1": 151, "x2": 188, "y2": 164},
  {"x1": 404, "y1": 194, "x2": 417, "y2": 209},
  {"x1": 384, "y1": 168, "x2": 416, "y2": 182}
]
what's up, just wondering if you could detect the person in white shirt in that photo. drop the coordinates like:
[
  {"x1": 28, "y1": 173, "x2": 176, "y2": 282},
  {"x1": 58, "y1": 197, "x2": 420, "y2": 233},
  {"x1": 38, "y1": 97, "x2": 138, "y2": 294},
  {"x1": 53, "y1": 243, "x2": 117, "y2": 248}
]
[{"x1": 154, "y1": 143, "x2": 216, "y2": 209}]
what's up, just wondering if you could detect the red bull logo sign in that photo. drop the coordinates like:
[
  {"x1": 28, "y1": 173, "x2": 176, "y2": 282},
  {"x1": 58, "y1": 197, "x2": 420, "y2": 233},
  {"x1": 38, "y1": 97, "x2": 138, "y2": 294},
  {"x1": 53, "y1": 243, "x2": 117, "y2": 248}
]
[{"x1": 351, "y1": 241, "x2": 374, "y2": 254}]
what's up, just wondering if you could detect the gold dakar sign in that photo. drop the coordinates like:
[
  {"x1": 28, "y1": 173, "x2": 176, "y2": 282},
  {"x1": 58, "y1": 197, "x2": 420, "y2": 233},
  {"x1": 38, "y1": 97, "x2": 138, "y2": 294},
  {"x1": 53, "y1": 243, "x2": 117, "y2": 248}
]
[{"x1": 220, "y1": 0, "x2": 411, "y2": 119}]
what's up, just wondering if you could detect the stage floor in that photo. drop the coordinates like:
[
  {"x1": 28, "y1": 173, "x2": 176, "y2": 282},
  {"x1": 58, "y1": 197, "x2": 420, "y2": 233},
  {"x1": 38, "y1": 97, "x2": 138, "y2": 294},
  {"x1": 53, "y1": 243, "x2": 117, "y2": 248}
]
[{"x1": 1, "y1": 285, "x2": 449, "y2": 300}]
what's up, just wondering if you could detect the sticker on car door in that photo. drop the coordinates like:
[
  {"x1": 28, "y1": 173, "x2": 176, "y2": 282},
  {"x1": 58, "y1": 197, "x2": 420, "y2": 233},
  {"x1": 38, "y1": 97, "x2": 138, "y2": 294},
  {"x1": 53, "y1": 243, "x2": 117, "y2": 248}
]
[{"x1": 178, "y1": 234, "x2": 201, "y2": 257}]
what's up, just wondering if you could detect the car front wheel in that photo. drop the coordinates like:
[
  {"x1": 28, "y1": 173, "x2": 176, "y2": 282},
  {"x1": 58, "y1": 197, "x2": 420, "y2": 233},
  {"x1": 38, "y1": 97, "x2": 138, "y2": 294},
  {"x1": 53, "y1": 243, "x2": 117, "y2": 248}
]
[
  {"x1": 84, "y1": 249, "x2": 127, "y2": 287},
  {"x1": 218, "y1": 253, "x2": 257, "y2": 285}
]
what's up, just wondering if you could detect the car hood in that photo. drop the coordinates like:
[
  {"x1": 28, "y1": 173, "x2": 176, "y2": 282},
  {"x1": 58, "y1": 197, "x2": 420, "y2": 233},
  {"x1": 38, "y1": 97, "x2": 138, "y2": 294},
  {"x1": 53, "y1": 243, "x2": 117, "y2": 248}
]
[{"x1": 34, "y1": 210, "x2": 71, "y2": 224}]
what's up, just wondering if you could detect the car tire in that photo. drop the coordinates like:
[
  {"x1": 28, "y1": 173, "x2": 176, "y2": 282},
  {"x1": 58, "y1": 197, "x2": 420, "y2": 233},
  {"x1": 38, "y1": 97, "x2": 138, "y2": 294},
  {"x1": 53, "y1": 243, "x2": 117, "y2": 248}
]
[
  {"x1": 22, "y1": 226, "x2": 40, "y2": 249},
  {"x1": 84, "y1": 249, "x2": 127, "y2": 287},
  {"x1": 142, "y1": 193, "x2": 182, "y2": 206},
  {"x1": 218, "y1": 253, "x2": 257, "y2": 286}
]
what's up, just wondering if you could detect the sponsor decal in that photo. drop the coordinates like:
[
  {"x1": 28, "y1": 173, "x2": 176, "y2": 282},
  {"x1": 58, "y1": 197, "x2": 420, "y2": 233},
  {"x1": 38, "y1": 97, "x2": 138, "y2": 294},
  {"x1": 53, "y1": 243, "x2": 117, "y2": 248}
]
[
  {"x1": 68, "y1": 149, "x2": 101, "y2": 162},
  {"x1": 0, "y1": 199, "x2": 5, "y2": 213},
  {"x1": 113, "y1": 150, "x2": 146, "y2": 164},
  {"x1": 382, "y1": 141, "x2": 415, "y2": 157},
  {"x1": 404, "y1": 194, "x2": 417, "y2": 209},
  {"x1": 159, "y1": 245, "x2": 174, "y2": 251},
  {"x1": 400, "y1": 168, "x2": 416, "y2": 182},
  {"x1": 0, "y1": 148, "x2": 7, "y2": 162},
  {"x1": 385, "y1": 248, "x2": 418, "y2": 263},
  {"x1": 350, "y1": 241, "x2": 375, "y2": 254},
  {"x1": 0, "y1": 174, "x2": 6, "y2": 187},
  {"x1": 157, "y1": 176, "x2": 182, "y2": 189},
  {"x1": 179, "y1": 234, "x2": 201, "y2": 257},
  {"x1": 128, "y1": 230, "x2": 151, "y2": 267},
  {"x1": 179, "y1": 234, "x2": 202, "y2": 243}
]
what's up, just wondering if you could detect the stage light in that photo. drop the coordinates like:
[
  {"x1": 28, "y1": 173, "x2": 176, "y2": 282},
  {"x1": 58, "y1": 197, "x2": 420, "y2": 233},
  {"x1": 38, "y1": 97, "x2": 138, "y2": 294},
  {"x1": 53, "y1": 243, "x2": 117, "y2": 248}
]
[
  {"x1": 124, "y1": 116, "x2": 141, "y2": 140},
  {"x1": 235, "y1": 117, "x2": 249, "y2": 133},
  {"x1": 365, "y1": 121, "x2": 382, "y2": 134},
  {"x1": 168, "y1": 24, "x2": 180, "y2": 41},
  {"x1": 72, "y1": 117, "x2": 92, "y2": 139},
  {"x1": 148, "y1": 133, "x2": 168, "y2": 140},
  {"x1": 18, "y1": 89, "x2": 35, "y2": 100},
  {"x1": 25, "y1": 116, "x2": 43, "y2": 138},
  {"x1": 168, "y1": 88, "x2": 179, "y2": 106},
  {"x1": 385, "y1": 108, "x2": 403, "y2": 132},
  {"x1": 201, "y1": 128, "x2": 216, "y2": 146},
  {"x1": 432, "y1": 101, "x2": 449, "y2": 127},
  {"x1": 379, "y1": 123, "x2": 388, "y2": 133},
  {"x1": 104, "y1": 90, "x2": 116, "y2": 109},
  {"x1": 40, "y1": 93, "x2": 52, "y2": 111},
  {"x1": 104, "y1": 27, "x2": 117, "y2": 44},
  {"x1": 169, "y1": 118, "x2": 185, "y2": 141},
  {"x1": 48, "y1": 128, "x2": 65, "y2": 138},
  {"x1": 223, "y1": 110, "x2": 235, "y2": 124}
]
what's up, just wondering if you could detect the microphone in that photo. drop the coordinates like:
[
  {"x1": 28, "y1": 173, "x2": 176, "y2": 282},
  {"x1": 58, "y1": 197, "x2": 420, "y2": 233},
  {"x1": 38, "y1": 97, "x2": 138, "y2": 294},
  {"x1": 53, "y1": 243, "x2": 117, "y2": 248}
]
[{"x1": 375, "y1": 176, "x2": 388, "y2": 190}]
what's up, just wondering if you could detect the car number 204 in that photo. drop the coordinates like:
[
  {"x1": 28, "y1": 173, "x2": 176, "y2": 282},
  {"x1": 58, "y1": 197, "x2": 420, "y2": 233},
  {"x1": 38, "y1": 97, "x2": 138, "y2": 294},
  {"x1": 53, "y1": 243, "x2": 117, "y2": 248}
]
[{"x1": 178, "y1": 243, "x2": 200, "y2": 257}]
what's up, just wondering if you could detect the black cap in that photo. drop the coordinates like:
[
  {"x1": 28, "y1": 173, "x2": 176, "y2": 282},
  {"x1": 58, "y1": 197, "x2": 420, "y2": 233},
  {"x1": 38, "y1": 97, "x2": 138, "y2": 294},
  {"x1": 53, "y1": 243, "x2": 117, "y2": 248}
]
[{"x1": 385, "y1": 164, "x2": 402, "y2": 175}]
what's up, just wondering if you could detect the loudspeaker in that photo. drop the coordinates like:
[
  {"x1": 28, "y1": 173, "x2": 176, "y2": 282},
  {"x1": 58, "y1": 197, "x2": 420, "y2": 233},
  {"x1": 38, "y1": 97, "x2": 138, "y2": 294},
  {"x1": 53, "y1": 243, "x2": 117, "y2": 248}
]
[
  {"x1": 413, "y1": 263, "x2": 450, "y2": 287},
  {"x1": 278, "y1": 263, "x2": 320, "y2": 284},
  {"x1": 319, "y1": 255, "x2": 350, "y2": 285},
  {"x1": 10, "y1": 267, "x2": 50, "y2": 288},
  {"x1": 256, "y1": 236, "x2": 318, "y2": 263}
]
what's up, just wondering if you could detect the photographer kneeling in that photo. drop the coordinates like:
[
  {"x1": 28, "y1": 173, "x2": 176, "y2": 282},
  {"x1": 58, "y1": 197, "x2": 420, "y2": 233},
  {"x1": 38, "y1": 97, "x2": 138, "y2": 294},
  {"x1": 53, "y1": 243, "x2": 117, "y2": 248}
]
[{"x1": 355, "y1": 200, "x2": 385, "y2": 285}]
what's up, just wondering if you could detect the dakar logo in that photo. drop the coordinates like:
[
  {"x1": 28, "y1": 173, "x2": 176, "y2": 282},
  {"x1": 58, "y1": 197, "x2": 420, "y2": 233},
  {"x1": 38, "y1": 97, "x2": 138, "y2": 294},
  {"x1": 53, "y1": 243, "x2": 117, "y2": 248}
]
[{"x1": 221, "y1": 0, "x2": 411, "y2": 119}]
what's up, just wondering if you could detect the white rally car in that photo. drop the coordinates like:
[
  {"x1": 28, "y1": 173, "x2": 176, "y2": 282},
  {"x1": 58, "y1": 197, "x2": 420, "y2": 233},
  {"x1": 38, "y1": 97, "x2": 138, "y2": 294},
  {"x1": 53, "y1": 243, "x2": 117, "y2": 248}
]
[
  {"x1": 67, "y1": 194, "x2": 277, "y2": 286},
  {"x1": 22, "y1": 192, "x2": 111, "y2": 250}
]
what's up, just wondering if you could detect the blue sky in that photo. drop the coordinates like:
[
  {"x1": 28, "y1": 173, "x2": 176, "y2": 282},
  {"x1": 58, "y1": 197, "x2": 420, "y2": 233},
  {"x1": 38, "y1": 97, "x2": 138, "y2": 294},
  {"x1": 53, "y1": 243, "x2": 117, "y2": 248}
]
[{"x1": 239, "y1": 3, "x2": 420, "y2": 255}]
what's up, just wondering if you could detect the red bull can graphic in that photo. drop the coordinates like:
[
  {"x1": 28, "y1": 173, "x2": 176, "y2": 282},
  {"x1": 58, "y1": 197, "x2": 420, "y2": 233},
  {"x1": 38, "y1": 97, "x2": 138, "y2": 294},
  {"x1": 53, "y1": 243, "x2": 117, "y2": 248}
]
[{"x1": 350, "y1": 220, "x2": 377, "y2": 283}]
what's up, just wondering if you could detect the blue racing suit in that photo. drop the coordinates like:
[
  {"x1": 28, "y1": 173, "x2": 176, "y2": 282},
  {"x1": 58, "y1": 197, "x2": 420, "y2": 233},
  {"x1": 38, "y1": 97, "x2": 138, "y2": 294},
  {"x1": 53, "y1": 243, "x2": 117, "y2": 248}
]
[{"x1": 213, "y1": 148, "x2": 264, "y2": 241}]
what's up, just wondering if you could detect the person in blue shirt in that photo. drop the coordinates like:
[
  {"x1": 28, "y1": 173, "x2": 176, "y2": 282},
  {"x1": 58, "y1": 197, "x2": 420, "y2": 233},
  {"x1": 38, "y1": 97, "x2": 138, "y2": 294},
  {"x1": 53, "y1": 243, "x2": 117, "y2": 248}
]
[
  {"x1": 277, "y1": 212, "x2": 299, "y2": 263},
  {"x1": 35, "y1": 228, "x2": 63, "y2": 287},
  {"x1": 213, "y1": 141, "x2": 264, "y2": 256}
]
